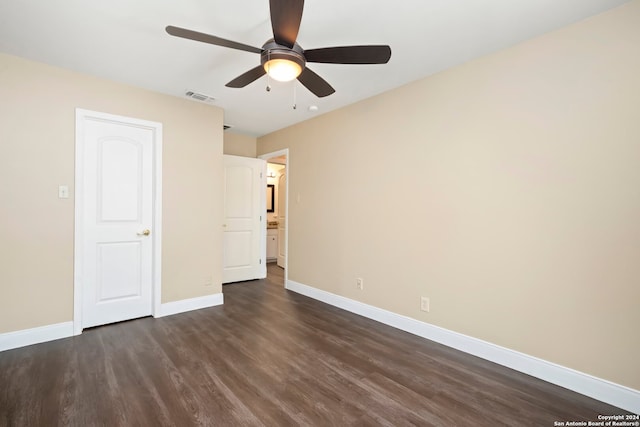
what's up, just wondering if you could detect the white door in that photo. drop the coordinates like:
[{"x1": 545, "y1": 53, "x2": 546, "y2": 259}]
[
  {"x1": 223, "y1": 155, "x2": 265, "y2": 283},
  {"x1": 77, "y1": 111, "x2": 159, "y2": 330},
  {"x1": 277, "y1": 170, "x2": 287, "y2": 268}
]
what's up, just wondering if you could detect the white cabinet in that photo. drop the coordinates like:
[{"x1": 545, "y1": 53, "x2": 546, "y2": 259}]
[{"x1": 267, "y1": 228, "x2": 278, "y2": 261}]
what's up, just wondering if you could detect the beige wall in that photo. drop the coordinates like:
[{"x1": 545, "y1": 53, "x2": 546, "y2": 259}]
[
  {"x1": 258, "y1": 1, "x2": 640, "y2": 390},
  {"x1": 223, "y1": 131, "x2": 257, "y2": 157},
  {"x1": 0, "y1": 53, "x2": 223, "y2": 333}
]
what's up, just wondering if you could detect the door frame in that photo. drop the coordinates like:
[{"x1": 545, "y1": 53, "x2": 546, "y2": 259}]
[
  {"x1": 73, "y1": 108, "x2": 163, "y2": 335},
  {"x1": 258, "y1": 149, "x2": 288, "y2": 284}
]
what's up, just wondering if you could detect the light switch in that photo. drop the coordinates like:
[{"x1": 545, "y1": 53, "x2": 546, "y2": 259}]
[{"x1": 58, "y1": 185, "x2": 69, "y2": 199}]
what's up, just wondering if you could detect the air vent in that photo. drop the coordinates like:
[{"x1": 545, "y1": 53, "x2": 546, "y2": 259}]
[{"x1": 185, "y1": 90, "x2": 215, "y2": 103}]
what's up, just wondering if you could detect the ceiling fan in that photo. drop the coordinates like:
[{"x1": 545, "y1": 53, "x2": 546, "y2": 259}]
[{"x1": 166, "y1": 0, "x2": 391, "y2": 98}]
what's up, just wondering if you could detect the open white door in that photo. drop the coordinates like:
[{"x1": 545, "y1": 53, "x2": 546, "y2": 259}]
[
  {"x1": 223, "y1": 155, "x2": 266, "y2": 283},
  {"x1": 75, "y1": 110, "x2": 161, "y2": 331}
]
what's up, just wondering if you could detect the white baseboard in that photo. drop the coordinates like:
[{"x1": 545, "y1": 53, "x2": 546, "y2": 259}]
[
  {"x1": 286, "y1": 279, "x2": 640, "y2": 414},
  {"x1": 155, "y1": 292, "x2": 224, "y2": 318},
  {"x1": 0, "y1": 321, "x2": 74, "y2": 353},
  {"x1": 0, "y1": 294, "x2": 224, "y2": 352}
]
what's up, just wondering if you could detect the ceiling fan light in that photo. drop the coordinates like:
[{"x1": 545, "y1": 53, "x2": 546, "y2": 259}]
[{"x1": 264, "y1": 59, "x2": 302, "y2": 82}]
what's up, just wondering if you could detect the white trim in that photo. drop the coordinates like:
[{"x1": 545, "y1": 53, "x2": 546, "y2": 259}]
[
  {"x1": 73, "y1": 109, "x2": 84, "y2": 335},
  {"x1": 155, "y1": 293, "x2": 224, "y2": 318},
  {"x1": 258, "y1": 149, "x2": 289, "y2": 284},
  {"x1": 74, "y1": 108, "x2": 163, "y2": 335},
  {"x1": 1, "y1": 292, "x2": 222, "y2": 351},
  {"x1": 152, "y1": 122, "x2": 163, "y2": 318},
  {"x1": 286, "y1": 279, "x2": 640, "y2": 414},
  {"x1": 0, "y1": 322, "x2": 74, "y2": 352},
  {"x1": 260, "y1": 160, "x2": 267, "y2": 278}
]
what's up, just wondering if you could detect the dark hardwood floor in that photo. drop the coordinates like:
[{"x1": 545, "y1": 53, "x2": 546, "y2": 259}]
[{"x1": 0, "y1": 264, "x2": 628, "y2": 426}]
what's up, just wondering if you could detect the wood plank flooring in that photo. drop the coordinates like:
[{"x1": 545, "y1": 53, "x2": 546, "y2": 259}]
[{"x1": 0, "y1": 264, "x2": 629, "y2": 426}]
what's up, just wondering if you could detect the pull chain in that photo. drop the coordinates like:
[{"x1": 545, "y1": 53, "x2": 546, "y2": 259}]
[
  {"x1": 292, "y1": 82, "x2": 297, "y2": 110},
  {"x1": 266, "y1": 51, "x2": 271, "y2": 92}
]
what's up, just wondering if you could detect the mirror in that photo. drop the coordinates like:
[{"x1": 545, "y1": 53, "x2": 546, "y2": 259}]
[{"x1": 266, "y1": 184, "x2": 275, "y2": 212}]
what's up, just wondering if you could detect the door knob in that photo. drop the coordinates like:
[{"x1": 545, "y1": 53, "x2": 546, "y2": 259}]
[{"x1": 137, "y1": 229, "x2": 151, "y2": 236}]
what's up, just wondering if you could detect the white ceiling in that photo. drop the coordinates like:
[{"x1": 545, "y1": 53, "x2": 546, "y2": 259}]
[{"x1": 0, "y1": 0, "x2": 630, "y2": 136}]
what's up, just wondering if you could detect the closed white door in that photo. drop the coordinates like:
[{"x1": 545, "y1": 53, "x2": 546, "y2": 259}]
[
  {"x1": 77, "y1": 112, "x2": 157, "y2": 329},
  {"x1": 277, "y1": 171, "x2": 286, "y2": 268},
  {"x1": 223, "y1": 155, "x2": 265, "y2": 283}
]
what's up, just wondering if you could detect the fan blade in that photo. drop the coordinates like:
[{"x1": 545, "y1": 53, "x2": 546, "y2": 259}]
[
  {"x1": 226, "y1": 66, "x2": 267, "y2": 88},
  {"x1": 305, "y1": 45, "x2": 391, "y2": 64},
  {"x1": 166, "y1": 26, "x2": 262, "y2": 54},
  {"x1": 269, "y1": 0, "x2": 304, "y2": 48},
  {"x1": 297, "y1": 67, "x2": 335, "y2": 98}
]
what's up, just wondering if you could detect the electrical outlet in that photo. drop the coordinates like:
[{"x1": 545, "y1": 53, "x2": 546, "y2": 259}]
[
  {"x1": 356, "y1": 278, "x2": 364, "y2": 290},
  {"x1": 420, "y1": 296, "x2": 430, "y2": 312}
]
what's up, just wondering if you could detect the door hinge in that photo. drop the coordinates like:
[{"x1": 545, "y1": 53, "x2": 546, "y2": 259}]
[
  {"x1": 259, "y1": 259, "x2": 262, "y2": 264},
  {"x1": 260, "y1": 172, "x2": 263, "y2": 178}
]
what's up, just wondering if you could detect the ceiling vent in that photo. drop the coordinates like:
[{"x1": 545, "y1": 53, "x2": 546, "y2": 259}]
[{"x1": 185, "y1": 90, "x2": 215, "y2": 103}]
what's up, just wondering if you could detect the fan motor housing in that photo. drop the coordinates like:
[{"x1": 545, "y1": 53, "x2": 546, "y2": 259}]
[{"x1": 260, "y1": 39, "x2": 306, "y2": 71}]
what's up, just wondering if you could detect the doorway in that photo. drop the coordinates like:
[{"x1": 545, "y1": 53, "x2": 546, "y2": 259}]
[{"x1": 259, "y1": 149, "x2": 288, "y2": 286}]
